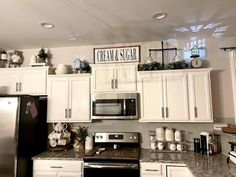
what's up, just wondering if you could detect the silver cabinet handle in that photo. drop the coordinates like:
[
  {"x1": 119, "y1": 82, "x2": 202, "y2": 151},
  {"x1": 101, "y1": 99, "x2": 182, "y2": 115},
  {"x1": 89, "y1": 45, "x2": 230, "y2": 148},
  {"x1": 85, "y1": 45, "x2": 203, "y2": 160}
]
[
  {"x1": 111, "y1": 79, "x2": 114, "y2": 89},
  {"x1": 194, "y1": 106, "x2": 197, "y2": 118},
  {"x1": 50, "y1": 166, "x2": 63, "y2": 169},
  {"x1": 145, "y1": 169, "x2": 159, "y2": 172},
  {"x1": 65, "y1": 109, "x2": 67, "y2": 118},
  {"x1": 69, "y1": 108, "x2": 71, "y2": 118},
  {"x1": 166, "y1": 107, "x2": 169, "y2": 118},
  {"x1": 19, "y1": 82, "x2": 22, "y2": 92},
  {"x1": 115, "y1": 79, "x2": 118, "y2": 89},
  {"x1": 161, "y1": 107, "x2": 164, "y2": 118},
  {"x1": 16, "y1": 82, "x2": 18, "y2": 92}
]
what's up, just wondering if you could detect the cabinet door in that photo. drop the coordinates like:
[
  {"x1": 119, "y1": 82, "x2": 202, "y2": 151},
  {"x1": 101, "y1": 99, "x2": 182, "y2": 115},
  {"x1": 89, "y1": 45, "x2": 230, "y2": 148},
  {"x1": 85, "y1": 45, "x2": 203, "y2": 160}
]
[
  {"x1": 138, "y1": 73, "x2": 164, "y2": 122},
  {"x1": 20, "y1": 68, "x2": 47, "y2": 94},
  {"x1": 188, "y1": 72, "x2": 213, "y2": 121},
  {"x1": 47, "y1": 77, "x2": 69, "y2": 122},
  {"x1": 166, "y1": 166, "x2": 193, "y2": 177},
  {"x1": 0, "y1": 70, "x2": 19, "y2": 94},
  {"x1": 69, "y1": 77, "x2": 91, "y2": 122},
  {"x1": 92, "y1": 66, "x2": 114, "y2": 91},
  {"x1": 57, "y1": 172, "x2": 82, "y2": 177},
  {"x1": 164, "y1": 73, "x2": 189, "y2": 121},
  {"x1": 115, "y1": 65, "x2": 137, "y2": 91},
  {"x1": 33, "y1": 171, "x2": 57, "y2": 177}
]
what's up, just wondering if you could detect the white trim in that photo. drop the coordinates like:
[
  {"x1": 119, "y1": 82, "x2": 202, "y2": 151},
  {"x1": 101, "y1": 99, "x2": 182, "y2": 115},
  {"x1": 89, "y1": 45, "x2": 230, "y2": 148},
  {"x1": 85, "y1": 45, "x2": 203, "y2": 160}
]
[{"x1": 230, "y1": 50, "x2": 236, "y2": 123}]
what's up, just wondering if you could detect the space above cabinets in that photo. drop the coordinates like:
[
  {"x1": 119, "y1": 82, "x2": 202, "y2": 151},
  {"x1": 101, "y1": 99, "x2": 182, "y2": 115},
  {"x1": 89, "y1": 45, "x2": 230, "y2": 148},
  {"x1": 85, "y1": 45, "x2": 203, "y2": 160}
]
[
  {"x1": 0, "y1": 67, "x2": 48, "y2": 95},
  {"x1": 47, "y1": 74, "x2": 91, "y2": 123},
  {"x1": 137, "y1": 68, "x2": 213, "y2": 122}
]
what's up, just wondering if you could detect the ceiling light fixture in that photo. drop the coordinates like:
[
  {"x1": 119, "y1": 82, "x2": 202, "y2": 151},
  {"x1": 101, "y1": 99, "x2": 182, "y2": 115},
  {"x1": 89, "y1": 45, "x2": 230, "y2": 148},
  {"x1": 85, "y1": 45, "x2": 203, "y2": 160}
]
[
  {"x1": 152, "y1": 12, "x2": 167, "y2": 20},
  {"x1": 40, "y1": 22, "x2": 54, "y2": 29}
]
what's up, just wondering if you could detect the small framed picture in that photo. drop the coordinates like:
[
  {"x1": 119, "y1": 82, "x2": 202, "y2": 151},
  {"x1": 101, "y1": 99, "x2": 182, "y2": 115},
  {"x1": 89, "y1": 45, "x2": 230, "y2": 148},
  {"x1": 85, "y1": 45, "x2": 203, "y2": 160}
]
[{"x1": 94, "y1": 45, "x2": 140, "y2": 64}]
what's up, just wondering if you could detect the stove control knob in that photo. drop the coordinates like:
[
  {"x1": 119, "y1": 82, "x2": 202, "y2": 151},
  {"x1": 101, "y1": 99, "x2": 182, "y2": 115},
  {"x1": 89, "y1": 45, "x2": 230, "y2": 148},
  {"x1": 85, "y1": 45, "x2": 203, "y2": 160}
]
[
  {"x1": 130, "y1": 136, "x2": 133, "y2": 140},
  {"x1": 100, "y1": 136, "x2": 103, "y2": 139},
  {"x1": 133, "y1": 136, "x2": 137, "y2": 140},
  {"x1": 96, "y1": 136, "x2": 99, "y2": 139}
]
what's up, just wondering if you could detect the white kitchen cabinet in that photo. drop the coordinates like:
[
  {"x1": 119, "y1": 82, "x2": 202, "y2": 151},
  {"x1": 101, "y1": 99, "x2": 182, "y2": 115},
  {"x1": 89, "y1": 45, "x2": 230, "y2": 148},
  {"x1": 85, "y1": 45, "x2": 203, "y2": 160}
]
[
  {"x1": 0, "y1": 67, "x2": 48, "y2": 95},
  {"x1": 188, "y1": 70, "x2": 213, "y2": 122},
  {"x1": 140, "y1": 162, "x2": 162, "y2": 177},
  {"x1": 138, "y1": 69, "x2": 213, "y2": 122},
  {"x1": 33, "y1": 159, "x2": 83, "y2": 177},
  {"x1": 91, "y1": 63, "x2": 137, "y2": 92},
  {"x1": 164, "y1": 164, "x2": 193, "y2": 177},
  {"x1": 140, "y1": 162, "x2": 193, "y2": 177},
  {"x1": 138, "y1": 71, "x2": 189, "y2": 122},
  {"x1": 47, "y1": 74, "x2": 91, "y2": 122}
]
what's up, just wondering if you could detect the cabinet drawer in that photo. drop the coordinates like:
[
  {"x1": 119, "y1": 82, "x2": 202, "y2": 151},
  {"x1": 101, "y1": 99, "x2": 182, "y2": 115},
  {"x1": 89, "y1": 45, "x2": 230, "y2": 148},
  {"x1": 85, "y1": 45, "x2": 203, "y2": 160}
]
[
  {"x1": 33, "y1": 160, "x2": 83, "y2": 172},
  {"x1": 140, "y1": 162, "x2": 162, "y2": 175}
]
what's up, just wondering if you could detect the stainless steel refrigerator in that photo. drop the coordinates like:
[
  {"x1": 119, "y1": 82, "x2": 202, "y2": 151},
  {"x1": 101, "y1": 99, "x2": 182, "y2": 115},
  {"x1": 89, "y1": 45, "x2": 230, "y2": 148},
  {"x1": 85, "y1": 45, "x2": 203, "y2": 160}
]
[{"x1": 0, "y1": 95, "x2": 48, "y2": 177}]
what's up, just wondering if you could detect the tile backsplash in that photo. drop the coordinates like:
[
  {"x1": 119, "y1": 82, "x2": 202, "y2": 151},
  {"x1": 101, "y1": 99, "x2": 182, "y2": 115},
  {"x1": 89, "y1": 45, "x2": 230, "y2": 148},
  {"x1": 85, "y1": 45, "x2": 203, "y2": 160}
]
[{"x1": 48, "y1": 120, "x2": 214, "y2": 150}]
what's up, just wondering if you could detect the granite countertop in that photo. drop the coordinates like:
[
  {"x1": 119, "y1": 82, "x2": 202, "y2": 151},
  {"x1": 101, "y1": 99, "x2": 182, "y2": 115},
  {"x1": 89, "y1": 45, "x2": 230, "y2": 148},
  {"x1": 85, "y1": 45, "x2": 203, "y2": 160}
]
[
  {"x1": 140, "y1": 149, "x2": 236, "y2": 177},
  {"x1": 32, "y1": 148, "x2": 84, "y2": 160},
  {"x1": 32, "y1": 148, "x2": 236, "y2": 177}
]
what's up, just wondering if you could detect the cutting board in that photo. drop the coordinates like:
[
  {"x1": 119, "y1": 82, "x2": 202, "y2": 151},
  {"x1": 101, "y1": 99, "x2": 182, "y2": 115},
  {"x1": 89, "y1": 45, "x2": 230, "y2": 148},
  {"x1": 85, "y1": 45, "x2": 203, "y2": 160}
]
[{"x1": 222, "y1": 124, "x2": 236, "y2": 133}]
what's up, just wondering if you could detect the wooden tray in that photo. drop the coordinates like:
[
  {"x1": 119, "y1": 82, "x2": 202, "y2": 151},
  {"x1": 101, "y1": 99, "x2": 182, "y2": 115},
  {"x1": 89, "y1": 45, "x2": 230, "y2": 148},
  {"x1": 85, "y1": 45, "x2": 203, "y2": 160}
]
[{"x1": 222, "y1": 127, "x2": 236, "y2": 134}]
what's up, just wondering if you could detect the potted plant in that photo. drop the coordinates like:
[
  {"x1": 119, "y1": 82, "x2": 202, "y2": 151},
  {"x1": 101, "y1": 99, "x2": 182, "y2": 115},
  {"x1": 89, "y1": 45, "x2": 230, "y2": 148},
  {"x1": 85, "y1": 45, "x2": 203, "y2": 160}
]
[{"x1": 75, "y1": 126, "x2": 88, "y2": 151}]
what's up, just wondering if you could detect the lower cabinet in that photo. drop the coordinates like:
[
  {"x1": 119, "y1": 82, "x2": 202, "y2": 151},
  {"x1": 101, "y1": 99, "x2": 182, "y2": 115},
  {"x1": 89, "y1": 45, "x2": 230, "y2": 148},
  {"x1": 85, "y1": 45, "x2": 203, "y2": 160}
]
[
  {"x1": 140, "y1": 162, "x2": 193, "y2": 177},
  {"x1": 33, "y1": 159, "x2": 83, "y2": 177},
  {"x1": 164, "y1": 164, "x2": 193, "y2": 177}
]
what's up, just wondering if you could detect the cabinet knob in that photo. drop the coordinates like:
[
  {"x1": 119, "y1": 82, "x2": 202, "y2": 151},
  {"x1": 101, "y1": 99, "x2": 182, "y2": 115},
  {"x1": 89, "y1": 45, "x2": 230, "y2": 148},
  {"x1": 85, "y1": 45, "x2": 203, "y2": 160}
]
[
  {"x1": 166, "y1": 107, "x2": 169, "y2": 118},
  {"x1": 111, "y1": 79, "x2": 114, "y2": 89},
  {"x1": 65, "y1": 109, "x2": 68, "y2": 118},
  {"x1": 194, "y1": 107, "x2": 198, "y2": 118},
  {"x1": 16, "y1": 82, "x2": 18, "y2": 92}
]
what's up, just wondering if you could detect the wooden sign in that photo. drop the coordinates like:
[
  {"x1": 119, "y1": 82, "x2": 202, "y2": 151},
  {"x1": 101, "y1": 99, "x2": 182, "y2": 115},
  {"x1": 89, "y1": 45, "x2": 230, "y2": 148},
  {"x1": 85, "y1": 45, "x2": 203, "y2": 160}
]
[{"x1": 94, "y1": 45, "x2": 140, "y2": 64}]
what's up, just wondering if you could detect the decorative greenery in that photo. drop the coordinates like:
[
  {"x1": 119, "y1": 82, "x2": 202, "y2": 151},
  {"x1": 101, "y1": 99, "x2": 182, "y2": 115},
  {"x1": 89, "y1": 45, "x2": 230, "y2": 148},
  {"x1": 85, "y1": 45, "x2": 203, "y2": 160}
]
[
  {"x1": 167, "y1": 61, "x2": 188, "y2": 69},
  {"x1": 138, "y1": 61, "x2": 162, "y2": 71},
  {"x1": 80, "y1": 60, "x2": 91, "y2": 73},
  {"x1": 38, "y1": 47, "x2": 48, "y2": 62},
  {"x1": 76, "y1": 126, "x2": 88, "y2": 144}
]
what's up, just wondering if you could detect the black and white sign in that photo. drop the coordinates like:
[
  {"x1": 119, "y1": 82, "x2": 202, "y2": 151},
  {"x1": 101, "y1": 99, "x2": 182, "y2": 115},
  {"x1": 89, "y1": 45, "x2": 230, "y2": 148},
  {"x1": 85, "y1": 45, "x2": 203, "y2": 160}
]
[{"x1": 94, "y1": 45, "x2": 140, "y2": 64}]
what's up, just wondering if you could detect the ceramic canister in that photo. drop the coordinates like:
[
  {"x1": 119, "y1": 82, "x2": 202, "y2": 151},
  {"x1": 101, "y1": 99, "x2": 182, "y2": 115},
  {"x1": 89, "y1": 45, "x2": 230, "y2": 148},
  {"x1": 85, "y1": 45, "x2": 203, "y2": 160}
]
[
  {"x1": 165, "y1": 128, "x2": 174, "y2": 142},
  {"x1": 85, "y1": 136, "x2": 94, "y2": 151},
  {"x1": 174, "y1": 130, "x2": 182, "y2": 142},
  {"x1": 156, "y1": 127, "x2": 165, "y2": 141}
]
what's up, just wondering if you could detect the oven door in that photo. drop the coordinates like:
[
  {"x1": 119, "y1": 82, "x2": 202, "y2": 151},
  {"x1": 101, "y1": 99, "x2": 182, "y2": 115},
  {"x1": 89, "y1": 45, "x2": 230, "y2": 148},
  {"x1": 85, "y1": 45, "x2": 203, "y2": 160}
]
[{"x1": 84, "y1": 161, "x2": 140, "y2": 177}]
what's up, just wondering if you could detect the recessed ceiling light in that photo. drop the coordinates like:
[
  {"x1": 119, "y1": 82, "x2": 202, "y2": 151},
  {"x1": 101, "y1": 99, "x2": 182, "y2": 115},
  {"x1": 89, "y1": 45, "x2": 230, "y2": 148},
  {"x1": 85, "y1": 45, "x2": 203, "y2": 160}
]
[
  {"x1": 152, "y1": 12, "x2": 167, "y2": 20},
  {"x1": 40, "y1": 22, "x2": 54, "y2": 29}
]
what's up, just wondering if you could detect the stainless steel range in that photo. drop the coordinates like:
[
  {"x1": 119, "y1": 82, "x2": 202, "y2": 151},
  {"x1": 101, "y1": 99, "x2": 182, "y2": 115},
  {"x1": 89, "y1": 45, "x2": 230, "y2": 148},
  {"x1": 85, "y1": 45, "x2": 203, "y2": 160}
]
[{"x1": 83, "y1": 132, "x2": 140, "y2": 177}]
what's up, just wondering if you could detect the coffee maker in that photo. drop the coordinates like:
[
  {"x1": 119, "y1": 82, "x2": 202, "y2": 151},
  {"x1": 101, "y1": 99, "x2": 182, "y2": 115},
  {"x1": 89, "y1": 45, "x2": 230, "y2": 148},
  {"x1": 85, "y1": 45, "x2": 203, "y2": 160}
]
[
  {"x1": 200, "y1": 131, "x2": 210, "y2": 154},
  {"x1": 200, "y1": 131, "x2": 221, "y2": 155}
]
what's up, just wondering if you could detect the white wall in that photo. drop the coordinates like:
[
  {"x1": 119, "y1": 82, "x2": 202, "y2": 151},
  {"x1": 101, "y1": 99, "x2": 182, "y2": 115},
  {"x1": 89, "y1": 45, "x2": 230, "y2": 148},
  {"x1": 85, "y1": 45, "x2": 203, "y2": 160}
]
[{"x1": 20, "y1": 37, "x2": 235, "y2": 123}]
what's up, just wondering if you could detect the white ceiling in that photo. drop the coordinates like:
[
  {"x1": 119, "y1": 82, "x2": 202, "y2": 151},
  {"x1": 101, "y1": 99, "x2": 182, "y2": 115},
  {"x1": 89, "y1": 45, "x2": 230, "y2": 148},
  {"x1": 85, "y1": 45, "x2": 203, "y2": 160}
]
[{"x1": 1, "y1": 0, "x2": 236, "y2": 49}]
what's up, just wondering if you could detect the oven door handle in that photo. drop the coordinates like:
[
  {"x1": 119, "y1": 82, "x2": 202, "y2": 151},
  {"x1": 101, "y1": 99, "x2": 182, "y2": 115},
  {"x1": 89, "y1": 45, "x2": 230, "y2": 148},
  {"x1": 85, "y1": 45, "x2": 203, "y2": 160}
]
[{"x1": 84, "y1": 162, "x2": 139, "y2": 169}]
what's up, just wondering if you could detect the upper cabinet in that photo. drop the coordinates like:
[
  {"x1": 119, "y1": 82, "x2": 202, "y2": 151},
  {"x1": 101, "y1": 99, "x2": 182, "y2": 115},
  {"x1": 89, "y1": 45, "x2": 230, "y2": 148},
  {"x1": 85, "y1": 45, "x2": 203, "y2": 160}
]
[
  {"x1": 188, "y1": 71, "x2": 213, "y2": 122},
  {"x1": 47, "y1": 74, "x2": 91, "y2": 123},
  {"x1": 138, "y1": 69, "x2": 213, "y2": 122},
  {"x1": 138, "y1": 71, "x2": 189, "y2": 122},
  {"x1": 91, "y1": 63, "x2": 137, "y2": 92},
  {"x1": 0, "y1": 67, "x2": 48, "y2": 95}
]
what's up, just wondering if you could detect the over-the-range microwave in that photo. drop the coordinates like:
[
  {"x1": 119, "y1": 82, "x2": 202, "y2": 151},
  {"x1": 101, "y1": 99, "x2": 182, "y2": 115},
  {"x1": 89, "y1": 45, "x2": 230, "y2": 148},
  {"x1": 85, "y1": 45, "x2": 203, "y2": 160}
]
[{"x1": 91, "y1": 93, "x2": 139, "y2": 120}]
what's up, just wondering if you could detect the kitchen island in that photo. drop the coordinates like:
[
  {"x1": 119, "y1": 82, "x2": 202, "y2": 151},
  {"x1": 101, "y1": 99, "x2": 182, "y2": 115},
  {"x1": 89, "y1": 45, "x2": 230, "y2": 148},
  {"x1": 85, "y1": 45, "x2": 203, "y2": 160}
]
[
  {"x1": 140, "y1": 149, "x2": 236, "y2": 177},
  {"x1": 32, "y1": 149, "x2": 236, "y2": 177}
]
